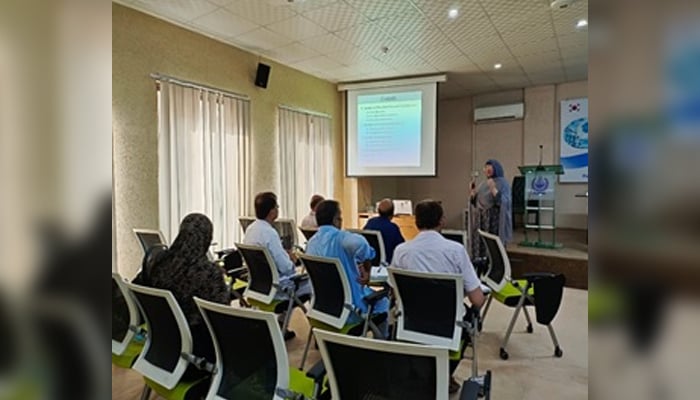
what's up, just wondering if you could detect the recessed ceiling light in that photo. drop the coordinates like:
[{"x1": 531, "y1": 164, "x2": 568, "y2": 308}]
[
  {"x1": 494, "y1": 63, "x2": 502, "y2": 69},
  {"x1": 448, "y1": 8, "x2": 459, "y2": 19},
  {"x1": 576, "y1": 19, "x2": 588, "y2": 28}
]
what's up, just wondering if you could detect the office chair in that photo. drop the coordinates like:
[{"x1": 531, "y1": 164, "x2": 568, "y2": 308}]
[
  {"x1": 314, "y1": 329, "x2": 485, "y2": 400},
  {"x1": 235, "y1": 243, "x2": 309, "y2": 336},
  {"x1": 478, "y1": 230, "x2": 565, "y2": 360},
  {"x1": 126, "y1": 283, "x2": 214, "y2": 400},
  {"x1": 441, "y1": 229, "x2": 468, "y2": 249},
  {"x1": 194, "y1": 298, "x2": 326, "y2": 399},
  {"x1": 112, "y1": 273, "x2": 146, "y2": 368},
  {"x1": 297, "y1": 254, "x2": 389, "y2": 370},
  {"x1": 388, "y1": 268, "x2": 492, "y2": 398}
]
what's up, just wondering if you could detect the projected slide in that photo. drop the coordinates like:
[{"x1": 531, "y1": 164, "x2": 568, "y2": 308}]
[{"x1": 357, "y1": 91, "x2": 422, "y2": 167}]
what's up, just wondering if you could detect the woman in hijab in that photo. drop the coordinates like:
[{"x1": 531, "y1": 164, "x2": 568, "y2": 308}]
[
  {"x1": 147, "y1": 213, "x2": 230, "y2": 374},
  {"x1": 470, "y1": 159, "x2": 513, "y2": 259}
]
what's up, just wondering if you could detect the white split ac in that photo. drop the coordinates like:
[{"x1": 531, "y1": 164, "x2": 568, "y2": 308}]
[{"x1": 474, "y1": 103, "x2": 524, "y2": 123}]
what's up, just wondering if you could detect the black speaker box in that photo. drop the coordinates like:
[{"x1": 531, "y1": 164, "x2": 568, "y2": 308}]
[{"x1": 255, "y1": 63, "x2": 271, "y2": 88}]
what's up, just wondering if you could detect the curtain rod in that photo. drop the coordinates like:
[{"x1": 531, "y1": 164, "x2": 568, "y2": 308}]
[
  {"x1": 150, "y1": 73, "x2": 249, "y2": 101},
  {"x1": 278, "y1": 104, "x2": 331, "y2": 119}
]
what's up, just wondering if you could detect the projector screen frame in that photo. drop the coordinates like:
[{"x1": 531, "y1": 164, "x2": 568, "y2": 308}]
[{"x1": 343, "y1": 76, "x2": 445, "y2": 178}]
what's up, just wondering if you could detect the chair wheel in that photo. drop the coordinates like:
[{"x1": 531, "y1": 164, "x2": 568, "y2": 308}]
[
  {"x1": 499, "y1": 348, "x2": 509, "y2": 360},
  {"x1": 554, "y1": 347, "x2": 563, "y2": 357},
  {"x1": 526, "y1": 324, "x2": 533, "y2": 333}
]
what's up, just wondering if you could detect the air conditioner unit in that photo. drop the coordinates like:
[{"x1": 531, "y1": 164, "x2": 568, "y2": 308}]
[{"x1": 474, "y1": 103, "x2": 524, "y2": 123}]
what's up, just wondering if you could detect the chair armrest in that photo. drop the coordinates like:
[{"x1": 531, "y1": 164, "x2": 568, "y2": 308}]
[
  {"x1": 215, "y1": 247, "x2": 238, "y2": 258},
  {"x1": 362, "y1": 287, "x2": 389, "y2": 305},
  {"x1": 460, "y1": 380, "x2": 480, "y2": 400},
  {"x1": 180, "y1": 352, "x2": 216, "y2": 374},
  {"x1": 290, "y1": 273, "x2": 309, "y2": 284},
  {"x1": 305, "y1": 360, "x2": 326, "y2": 382},
  {"x1": 226, "y1": 267, "x2": 247, "y2": 279}
]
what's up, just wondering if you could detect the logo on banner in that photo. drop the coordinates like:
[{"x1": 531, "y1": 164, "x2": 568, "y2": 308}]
[{"x1": 531, "y1": 176, "x2": 550, "y2": 195}]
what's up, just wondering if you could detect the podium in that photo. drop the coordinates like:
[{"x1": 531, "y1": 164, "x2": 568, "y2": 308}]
[{"x1": 518, "y1": 164, "x2": 564, "y2": 249}]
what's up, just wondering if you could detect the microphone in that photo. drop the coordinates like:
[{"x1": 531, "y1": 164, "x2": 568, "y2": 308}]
[{"x1": 536, "y1": 144, "x2": 545, "y2": 171}]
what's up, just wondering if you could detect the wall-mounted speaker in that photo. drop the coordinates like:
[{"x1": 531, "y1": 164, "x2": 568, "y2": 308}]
[{"x1": 255, "y1": 63, "x2": 271, "y2": 88}]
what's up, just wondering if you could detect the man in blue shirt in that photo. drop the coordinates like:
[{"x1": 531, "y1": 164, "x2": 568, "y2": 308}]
[
  {"x1": 363, "y1": 198, "x2": 405, "y2": 264},
  {"x1": 306, "y1": 199, "x2": 390, "y2": 337}
]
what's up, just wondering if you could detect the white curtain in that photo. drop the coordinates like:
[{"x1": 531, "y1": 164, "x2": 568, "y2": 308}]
[
  {"x1": 158, "y1": 80, "x2": 251, "y2": 250},
  {"x1": 279, "y1": 108, "x2": 333, "y2": 225}
]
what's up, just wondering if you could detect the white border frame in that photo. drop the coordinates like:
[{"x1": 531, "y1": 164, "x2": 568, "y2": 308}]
[
  {"x1": 194, "y1": 298, "x2": 290, "y2": 400},
  {"x1": 388, "y1": 268, "x2": 465, "y2": 351},
  {"x1": 235, "y1": 242, "x2": 280, "y2": 304},
  {"x1": 111, "y1": 273, "x2": 141, "y2": 356},
  {"x1": 127, "y1": 283, "x2": 193, "y2": 390},
  {"x1": 314, "y1": 329, "x2": 450, "y2": 400},
  {"x1": 298, "y1": 226, "x2": 318, "y2": 241},
  {"x1": 440, "y1": 229, "x2": 467, "y2": 249},
  {"x1": 238, "y1": 216, "x2": 256, "y2": 234},
  {"x1": 273, "y1": 218, "x2": 299, "y2": 249},
  {"x1": 132, "y1": 228, "x2": 166, "y2": 253},
  {"x1": 478, "y1": 230, "x2": 511, "y2": 292},
  {"x1": 347, "y1": 229, "x2": 386, "y2": 266},
  {"x1": 299, "y1": 254, "x2": 352, "y2": 329}
]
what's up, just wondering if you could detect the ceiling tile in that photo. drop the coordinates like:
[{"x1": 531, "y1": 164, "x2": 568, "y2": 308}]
[
  {"x1": 133, "y1": 0, "x2": 219, "y2": 22},
  {"x1": 325, "y1": 47, "x2": 376, "y2": 66},
  {"x1": 225, "y1": 0, "x2": 296, "y2": 25},
  {"x1": 334, "y1": 22, "x2": 391, "y2": 48},
  {"x1": 266, "y1": 15, "x2": 328, "y2": 41},
  {"x1": 262, "y1": 42, "x2": 320, "y2": 64},
  {"x1": 344, "y1": 0, "x2": 415, "y2": 21},
  {"x1": 300, "y1": 33, "x2": 357, "y2": 54},
  {"x1": 292, "y1": 55, "x2": 344, "y2": 72},
  {"x1": 303, "y1": 2, "x2": 368, "y2": 32},
  {"x1": 273, "y1": 0, "x2": 338, "y2": 14},
  {"x1": 232, "y1": 27, "x2": 295, "y2": 51},
  {"x1": 208, "y1": 0, "x2": 232, "y2": 6},
  {"x1": 190, "y1": 7, "x2": 259, "y2": 38}
]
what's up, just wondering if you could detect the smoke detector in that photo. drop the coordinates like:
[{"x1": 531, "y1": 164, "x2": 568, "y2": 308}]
[{"x1": 550, "y1": 0, "x2": 578, "y2": 10}]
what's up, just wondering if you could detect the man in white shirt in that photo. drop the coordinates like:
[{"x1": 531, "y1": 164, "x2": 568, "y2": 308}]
[
  {"x1": 300, "y1": 194, "x2": 324, "y2": 229},
  {"x1": 392, "y1": 199, "x2": 485, "y2": 393},
  {"x1": 243, "y1": 191, "x2": 311, "y2": 340}
]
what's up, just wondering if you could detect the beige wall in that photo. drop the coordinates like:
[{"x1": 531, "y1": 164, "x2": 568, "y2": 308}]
[
  {"x1": 113, "y1": 4, "x2": 343, "y2": 278},
  {"x1": 363, "y1": 80, "x2": 588, "y2": 230}
]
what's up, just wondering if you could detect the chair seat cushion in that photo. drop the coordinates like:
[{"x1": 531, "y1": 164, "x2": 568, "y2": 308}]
[
  {"x1": 493, "y1": 280, "x2": 534, "y2": 307},
  {"x1": 232, "y1": 279, "x2": 248, "y2": 291},
  {"x1": 144, "y1": 376, "x2": 209, "y2": 400},
  {"x1": 247, "y1": 298, "x2": 282, "y2": 312},
  {"x1": 112, "y1": 339, "x2": 144, "y2": 369},
  {"x1": 289, "y1": 367, "x2": 316, "y2": 398}
]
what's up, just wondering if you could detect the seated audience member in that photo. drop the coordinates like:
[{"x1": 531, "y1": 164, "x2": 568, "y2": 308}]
[
  {"x1": 363, "y1": 198, "x2": 405, "y2": 263},
  {"x1": 147, "y1": 213, "x2": 230, "y2": 376},
  {"x1": 243, "y1": 191, "x2": 311, "y2": 340},
  {"x1": 305, "y1": 199, "x2": 390, "y2": 337},
  {"x1": 300, "y1": 194, "x2": 324, "y2": 229},
  {"x1": 392, "y1": 200, "x2": 485, "y2": 393}
]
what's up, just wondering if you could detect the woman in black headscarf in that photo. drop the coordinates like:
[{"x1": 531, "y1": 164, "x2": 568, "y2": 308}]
[
  {"x1": 148, "y1": 213, "x2": 230, "y2": 369},
  {"x1": 470, "y1": 159, "x2": 513, "y2": 259}
]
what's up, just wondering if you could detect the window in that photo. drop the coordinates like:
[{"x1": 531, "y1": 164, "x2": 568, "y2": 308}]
[
  {"x1": 278, "y1": 107, "x2": 333, "y2": 224},
  {"x1": 157, "y1": 80, "x2": 251, "y2": 250}
]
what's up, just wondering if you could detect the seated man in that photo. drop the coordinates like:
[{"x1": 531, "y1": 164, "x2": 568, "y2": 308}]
[
  {"x1": 392, "y1": 199, "x2": 485, "y2": 394},
  {"x1": 243, "y1": 191, "x2": 311, "y2": 340},
  {"x1": 363, "y1": 198, "x2": 405, "y2": 264},
  {"x1": 300, "y1": 194, "x2": 324, "y2": 229},
  {"x1": 305, "y1": 199, "x2": 390, "y2": 338}
]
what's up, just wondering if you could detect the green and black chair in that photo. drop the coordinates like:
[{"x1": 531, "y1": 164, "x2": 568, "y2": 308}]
[
  {"x1": 112, "y1": 272, "x2": 146, "y2": 369},
  {"x1": 194, "y1": 297, "x2": 326, "y2": 399},
  {"x1": 235, "y1": 243, "x2": 309, "y2": 336},
  {"x1": 297, "y1": 253, "x2": 389, "y2": 370},
  {"x1": 478, "y1": 230, "x2": 565, "y2": 360},
  {"x1": 126, "y1": 283, "x2": 214, "y2": 400}
]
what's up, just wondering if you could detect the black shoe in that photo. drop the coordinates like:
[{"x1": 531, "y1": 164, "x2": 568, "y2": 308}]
[{"x1": 284, "y1": 329, "x2": 296, "y2": 341}]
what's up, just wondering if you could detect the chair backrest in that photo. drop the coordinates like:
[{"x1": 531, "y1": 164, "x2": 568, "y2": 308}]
[
  {"x1": 388, "y1": 268, "x2": 465, "y2": 351},
  {"x1": 235, "y1": 243, "x2": 280, "y2": 304},
  {"x1": 194, "y1": 298, "x2": 290, "y2": 400},
  {"x1": 299, "y1": 226, "x2": 318, "y2": 241},
  {"x1": 315, "y1": 329, "x2": 450, "y2": 400},
  {"x1": 126, "y1": 283, "x2": 193, "y2": 390},
  {"x1": 346, "y1": 229, "x2": 386, "y2": 267},
  {"x1": 112, "y1": 273, "x2": 142, "y2": 356},
  {"x1": 441, "y1": 229, "x2": 467, "y2": 249},
  {"x1": 478, "y1": 230, "x2": 511, "y2": 292},
  {"x1": 133, "y1": 228, "x2": 167, "y2": 255},
  {"x1": 272, "y1": 218, "x2": 299, "y2": 251},
  {"x1": 238, "y1": 216, "x2": 256, "y2": 234},
  {"x1": 298, "y1": 254, "x2": 352, "y2": 329}
]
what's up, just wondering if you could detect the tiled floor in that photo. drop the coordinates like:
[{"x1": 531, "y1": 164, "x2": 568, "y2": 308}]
[{"x1": 112, "y1": 288, "x2": 588, "y2": 399}]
